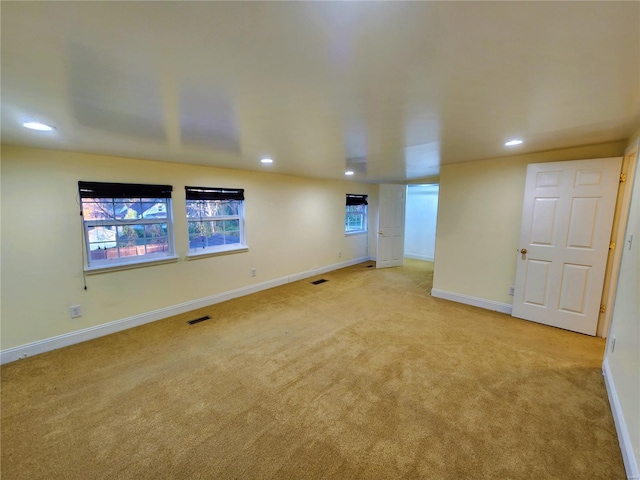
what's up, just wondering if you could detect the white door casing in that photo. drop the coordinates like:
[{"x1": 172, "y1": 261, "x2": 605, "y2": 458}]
[
  {"x1": 512, "y1": 157, "x2": 622, "y2": 335},
  {"x1": 377, "y1": 184, "x2": 406, "y2": 268}
]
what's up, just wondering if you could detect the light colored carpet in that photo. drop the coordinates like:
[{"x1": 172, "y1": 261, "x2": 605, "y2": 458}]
[{"x1": 1, "y1": 260, "x2": 626, "y2": 479}]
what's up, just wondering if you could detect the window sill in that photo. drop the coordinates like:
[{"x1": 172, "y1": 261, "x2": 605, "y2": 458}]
[
  {"x1": 345, "y1": 230, "x2": 368, "y2": 236},
  {"x1": 187, "y1": 245, "x2": 249, "y2": 260},
  {"x1": 84, "y1": 255, "x2": 179, "y2": 275}
]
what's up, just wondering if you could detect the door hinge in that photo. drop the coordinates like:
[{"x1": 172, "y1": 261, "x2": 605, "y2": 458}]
[
  {"x1": 600, "y1": 304, "x2": 606, "y2": 314},
  {"x1": 620, "y1": 173, "x2": 627, "y2": 183},
  {"x1": 609, "y1": 242, "x2": 616, "y2": 250}
]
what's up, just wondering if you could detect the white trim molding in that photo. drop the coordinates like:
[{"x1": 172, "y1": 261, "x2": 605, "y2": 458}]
[
  {"x1": 431, "y1": 288, "x2": 513, "y2": 315},
  {"x1": 603, "y1": 358, "x2": 640, "y2": 480},
  {"x1": 404, "y1": 253, "x2": 434, "y2": 262},
  {"x1": 0, "y1": 256, "x2": 373, "y2": 365}
]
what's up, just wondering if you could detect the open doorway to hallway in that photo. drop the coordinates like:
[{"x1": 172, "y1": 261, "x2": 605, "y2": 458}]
[{"x1": 404, "y1": 184, "x2": 439, "y2": 262}]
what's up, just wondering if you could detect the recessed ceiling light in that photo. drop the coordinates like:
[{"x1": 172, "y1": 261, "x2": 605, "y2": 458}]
[
  {"x1": 505, "y1": 139, "x2": 523, "y2": 146},
  {"x1": 23, "y1": 121, "x2": 55, "y2": 131},
  {"x1": 260, "y1": 158, "x2": 273, "y2": 164},
  {"x1": 345, "y1": 170, "x2": 355, "y2": 176}
]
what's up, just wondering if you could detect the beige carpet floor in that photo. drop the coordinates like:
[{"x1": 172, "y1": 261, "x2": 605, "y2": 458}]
[{"x1": 1, "y1": 260, "x2": 626, "y2": 479}]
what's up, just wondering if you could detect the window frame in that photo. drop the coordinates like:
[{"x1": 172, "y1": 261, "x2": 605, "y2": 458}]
[
  {"x1": 345, "y1": 194, "x2": 368, "y2": 235},
  {"x1": 185, "y1": 186, "x2": 247, "y2": 257},
  {"x1": 78, "y1": 181, "x2": 176, "y2": 272}
]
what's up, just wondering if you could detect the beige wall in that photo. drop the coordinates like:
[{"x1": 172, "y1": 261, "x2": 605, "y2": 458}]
[
  {"x1": 0, "y1": 145, "x2": 377, "y2": 350},
  {"x1": 433, "y1": 140, "x2": 627, "y2": 305},
  {"x1": 604, "y1": 131, "x2": 639, "y2": 474}
]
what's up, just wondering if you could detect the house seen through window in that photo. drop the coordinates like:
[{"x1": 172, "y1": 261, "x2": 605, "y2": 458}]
[
  {"x1": 345, "y1": 194, "x2": 368, "y2": 233},
  {"x1": 186, "y1": 186, "x2": 246, "y2": 254},
  {"x1": 78, "y1": 181, "x2": 174, "y2": 269}
]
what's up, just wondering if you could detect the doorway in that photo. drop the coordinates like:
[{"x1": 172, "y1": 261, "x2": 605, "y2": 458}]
[{"x1": 404, "y1": 184, "x2": 439, "y2": 262}]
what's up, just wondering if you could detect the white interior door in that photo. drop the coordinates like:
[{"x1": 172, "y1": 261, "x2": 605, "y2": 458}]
[
  {"x1": 512, "y1": 157, "x2": 622, "y2": 335},
  {"x1": 377, "y1": 184, "x2": 406, "y2": 268}
]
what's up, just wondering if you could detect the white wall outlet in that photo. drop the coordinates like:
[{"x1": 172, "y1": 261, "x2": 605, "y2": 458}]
[
  {"x1": 251, "y1": 268, "x2": 256, "y2": 277},
  {"x1": 508, "y1": 286, "x2": 515, "y2": 296},
  {"x1": 338, "y1": 251, "x2": 342, "y2": 258},
  {"x1": 70, "y1": 304, "x2": 82, "y2": 318}
]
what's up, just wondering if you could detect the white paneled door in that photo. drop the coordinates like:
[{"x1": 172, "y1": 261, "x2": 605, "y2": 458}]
[
  {"x1": 512, "y1": 158, "x2": 622, "y2": 335},
  {"x1": 377, "y1": 184, "x2": 406, "y2": 268}
]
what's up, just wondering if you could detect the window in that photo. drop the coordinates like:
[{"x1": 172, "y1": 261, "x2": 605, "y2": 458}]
[
  {"x1": 185, "y1": 186, "x2": 246, "y2": 255},
  {"x1": 345, "y1": 194, "x2": 368, "y2": 233},
  {"x1": 78, "y1": 181, "x2": 175, "y2": 270}
]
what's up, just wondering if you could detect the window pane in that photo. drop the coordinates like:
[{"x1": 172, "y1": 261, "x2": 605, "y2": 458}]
[
  {"x1": 346, "y1": 214, "x2": 364, "y2": 231},
  {"x1": 117, "y1": 224, "x2": 145, "y2": 245},
  {"x1": 145, "y1": 237, "x2": 168, "y2": 255},
  {"x1": 82, "y1": 201, "x2": 114, "y2": 220},
  {"x1": 212, "y1": 220, "x2": 224, "y2": 233},
  {"x1": 347, "y1": 213, "x2": 362, "y2": 228},
  {"x1": 89, "y1": 246, "x2": 118, "y2": 261},
  {"x1": 118, "y1": 244, "x2": 143, "y2": 258},
  {"x1": 186, "y1": 199, "x2": 241, "y2": 218},
  {"x1": 144, "y1": 223, "x2": 167, "y2": 238},
  {"x1": 346, "y1": 205, "x2": 365, "y2": 214},
  {"x1": 218, "y1": 201, "x2": 240, "y2": 216},
  {"x1": 190, "y1": 222, "x2": 241, "y2": 249},
  {"x1": 188, "y1": 221, "x2": 203, "y2": 236},
  {"x1": 189, "y1": 233, "x2": 207, "y2": 250},
  {"x1": 223, "y1": 230, "x2": 240, "y2": 244},
  {"x1": 142, "y1": 201, "x2": 168, "y2": 219},
  {"x1": 186, "y1": 200, "x2": 202, "y2": 218},
  {"x1": 223, "y1": 219, "x2": 239, "y2": 231},
  {"x1": 87, "y1": 226, "x2": 117, "y2": 250},
  {"x1": 114, "y1": 202, "x2": 142, "y2": 220}
]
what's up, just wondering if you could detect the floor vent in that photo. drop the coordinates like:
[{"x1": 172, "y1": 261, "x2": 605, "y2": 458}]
[
  {"x1": 311, "y1": 279, "x2": 328, "y2": 285},
  {"x1": 187, "y1": 315, "x2": 211, "y2": 325},
  {"x1": 366, "y1": 265, "x2": 374, "y2": 268}
]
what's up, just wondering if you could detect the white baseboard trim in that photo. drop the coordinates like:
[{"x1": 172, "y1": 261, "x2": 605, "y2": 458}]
[
  {"x1": 287, "y1": 256, "x2": 372, "y2": 282},
  {"x1": 0, "y1": 256, "x2": 372, "y2": 365},
  {"x1": 603, "y1": 358, "x2": 640, "y2": 480},
  {"x1": 430, "y1": 288, "x2": 513, "y2": 315},
  {"x1": 404, "y1": 253, "x2": 434, "y2": 262}
]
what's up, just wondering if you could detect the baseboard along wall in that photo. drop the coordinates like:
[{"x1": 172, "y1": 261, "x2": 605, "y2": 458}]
[
  {"x1": 603, "y1": 358, "x2": 640, "y2": 480},
  {"x1": 404, "y1": 253, "x2": 435, "y2": 262},
  {"x1": 0, "y1": 256, "x2": 374, "y2": 365},
  {"x1": 430, "y1": 288, "x2": 513, "y2": 315}
]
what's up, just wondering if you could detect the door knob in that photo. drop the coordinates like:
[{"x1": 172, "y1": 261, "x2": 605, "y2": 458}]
[
  {"x1": 520, "y1": 248, "x2": 528, "y2": 254},
  {"x1": 378, "y1": 231, "x2": 383, "y2": 235}
]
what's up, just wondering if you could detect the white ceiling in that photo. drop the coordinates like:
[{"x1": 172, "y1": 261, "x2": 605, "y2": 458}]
[{"x1": 2, "y1": 1, "x2": 639, "y2": 183}]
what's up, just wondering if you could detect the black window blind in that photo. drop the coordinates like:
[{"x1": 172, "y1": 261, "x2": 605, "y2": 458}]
[
  {"x1": 185, "y1": 186, "x2": 245, "y2": 201},
  {"x1": 78, "y1": 181, "x2": 173, "y2": 199},
  {"x1": 346, "y1": 194, "x2": 368, "y2": 206}
]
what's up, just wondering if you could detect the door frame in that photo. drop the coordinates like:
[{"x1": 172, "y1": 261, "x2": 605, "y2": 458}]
[{"x1": 599, "y1": 141, "x2": 639, "y2": 337}]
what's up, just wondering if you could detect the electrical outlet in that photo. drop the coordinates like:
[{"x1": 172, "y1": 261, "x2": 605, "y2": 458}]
[
  {"x1": 251, "y1": 268, "x2": 256, "y2": 277},
  {"x1": 338, "y1": 251, "x2": 342, "y2": 258},
  {"x1": 508, "y1": 286, "x2": 515, "y2": 296},
  {"x1": 610, "y1": 335, "x2": 616, "y2": 353},
  {"x1": 70, "y1": 305, "x2": 82, "y2": 318}
]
